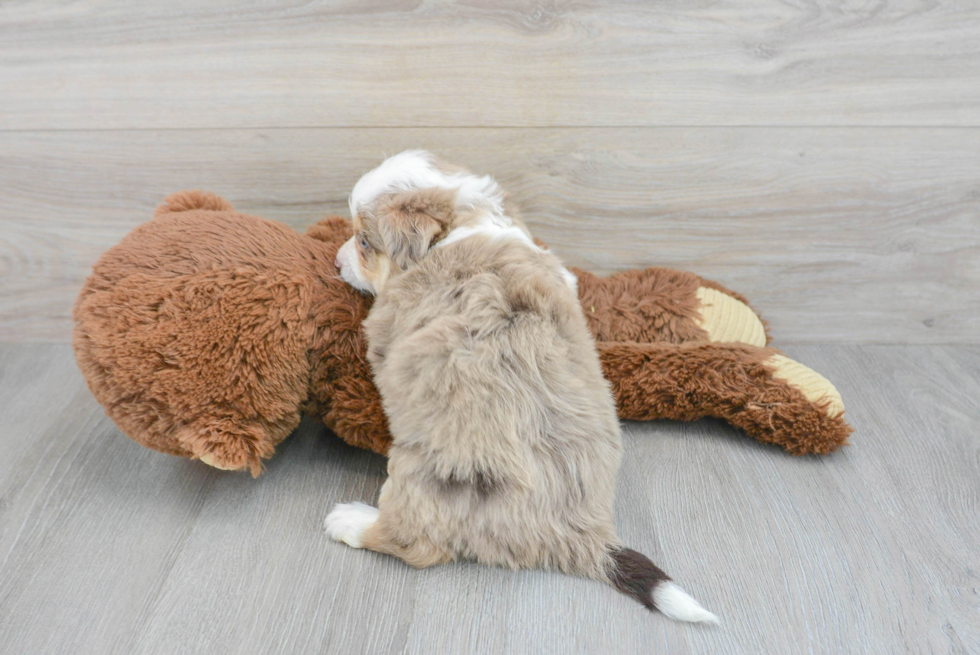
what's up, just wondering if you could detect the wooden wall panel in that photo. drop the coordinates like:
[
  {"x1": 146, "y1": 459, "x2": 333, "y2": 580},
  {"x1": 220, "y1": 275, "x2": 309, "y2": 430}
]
[
  {"x1": 1, "y1": 1, "x2": 978, "y2": 129},
  {"x1": 1, "y1": 128, "x2": 977, "y2": 343}
]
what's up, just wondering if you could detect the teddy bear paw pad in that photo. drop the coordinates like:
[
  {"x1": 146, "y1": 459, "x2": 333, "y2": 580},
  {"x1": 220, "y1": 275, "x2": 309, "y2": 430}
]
[
  {"x1": 199, "y1": 452, "x2": 247, "y2": 471},
  {"x1": 695, "y1": 287, "x2": 767, "y2": 347},
  {"x1": 765, "y1": 354, "x2": 845, "y2": 418}
]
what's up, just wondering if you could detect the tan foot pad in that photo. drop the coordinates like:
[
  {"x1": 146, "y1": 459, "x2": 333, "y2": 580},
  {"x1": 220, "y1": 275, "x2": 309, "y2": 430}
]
[
  {"x1": 199, "y1": 452, "x2": 245, "y2": 471},
  {"x1": 695, "y1": 287, "x2": 767, "y2": 347},
  {"x1": 765, "y1": 354, "x2": 845, "y2": 418}
]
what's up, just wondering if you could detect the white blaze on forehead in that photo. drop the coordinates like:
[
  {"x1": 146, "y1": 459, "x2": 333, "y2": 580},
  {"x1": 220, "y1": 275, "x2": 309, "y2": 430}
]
[{"x1": 349, "y1": 150, "x2": 507, "y2": 224}]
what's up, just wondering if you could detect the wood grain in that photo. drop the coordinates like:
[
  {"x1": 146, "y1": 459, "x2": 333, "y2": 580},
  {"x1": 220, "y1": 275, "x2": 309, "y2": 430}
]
[
  {"x1": 2, "y1": 128, "x2": 978, "y2": 344},
  {"x1": 0, "y1": 344, "x2": 977, "y2": 653},
  {"x1": 2, "y1": 2, "x2": 977, "y2": 651},
  {"x1": 1, "y1": 1, "x2": 979, "y2": 130}
]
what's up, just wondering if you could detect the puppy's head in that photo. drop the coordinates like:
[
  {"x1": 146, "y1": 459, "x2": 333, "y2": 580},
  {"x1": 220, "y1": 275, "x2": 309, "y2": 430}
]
[
  {"x1": 336, "y1": 187, "x2": 457, "y2": 294},
  {"x1": 337, "y1": 150, "x2": 504, "y2": 294}
]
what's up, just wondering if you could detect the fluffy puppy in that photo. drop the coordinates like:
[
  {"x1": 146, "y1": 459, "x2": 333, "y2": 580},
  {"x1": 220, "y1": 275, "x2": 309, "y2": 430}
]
[{"x1": 327, "y1": 151, "x2": 717, "y2": 623}]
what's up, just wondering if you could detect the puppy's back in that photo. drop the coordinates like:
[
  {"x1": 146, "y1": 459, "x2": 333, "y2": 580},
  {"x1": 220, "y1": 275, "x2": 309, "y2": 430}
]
[
  {"x1": 365, "y1": 237, "x2": 622, "y2": 568},
  {"x1": 366, "y1": 235, "x2": 620, "y2": 449}
]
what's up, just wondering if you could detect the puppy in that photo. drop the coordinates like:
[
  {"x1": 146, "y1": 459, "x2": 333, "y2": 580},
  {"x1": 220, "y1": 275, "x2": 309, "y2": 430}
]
[{"x1": 327, "y1": 151, "x2": 717, "y2": 623}]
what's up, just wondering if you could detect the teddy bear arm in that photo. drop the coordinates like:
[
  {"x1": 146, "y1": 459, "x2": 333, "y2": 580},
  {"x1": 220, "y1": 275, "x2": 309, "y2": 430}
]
[
  {"x1": 176, "y1": 414, "x2": 298, "y2": 477},
  {"x1": 316, "y1": 372, "x2": 393, "y2": 456},
  {"x1": 597, "y1": 340, "x2": 851, "y2": 455}
]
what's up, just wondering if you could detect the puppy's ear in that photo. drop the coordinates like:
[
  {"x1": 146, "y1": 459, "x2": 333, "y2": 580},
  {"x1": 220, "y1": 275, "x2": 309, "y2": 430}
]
[{"x1": 377, "y1": 188, "x2": 456, "y2": 269}]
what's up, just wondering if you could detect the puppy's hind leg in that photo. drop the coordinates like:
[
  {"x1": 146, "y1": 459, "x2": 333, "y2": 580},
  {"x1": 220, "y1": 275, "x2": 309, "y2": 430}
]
[
  {"x1": 324, "y1": 502, "x2": 380, "y2": 548},
  {"x1": 324, "y1": 503, "x2": 450, "y2": 569}
]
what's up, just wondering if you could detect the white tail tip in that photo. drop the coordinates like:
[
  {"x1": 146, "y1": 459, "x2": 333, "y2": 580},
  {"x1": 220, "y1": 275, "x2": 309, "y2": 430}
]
[{"x1": 653, "y1": 582, "x2": 720, "y2": 624}]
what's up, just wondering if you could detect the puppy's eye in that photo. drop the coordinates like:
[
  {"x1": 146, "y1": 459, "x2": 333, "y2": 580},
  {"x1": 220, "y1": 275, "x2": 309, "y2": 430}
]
[{"x1": 357, "y1": 233, "x2": 371, "y2": 251}]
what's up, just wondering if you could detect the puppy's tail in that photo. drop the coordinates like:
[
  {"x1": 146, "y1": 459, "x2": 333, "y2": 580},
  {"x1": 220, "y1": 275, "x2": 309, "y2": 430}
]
[{"x1": 606, "y1": 547, "x2": 719, "y2": 624}]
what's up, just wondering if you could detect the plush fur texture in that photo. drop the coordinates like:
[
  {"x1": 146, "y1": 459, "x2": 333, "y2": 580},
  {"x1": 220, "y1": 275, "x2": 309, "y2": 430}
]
[{"x1": 73, "y1": 190, "x2": 852, "y2": 477}]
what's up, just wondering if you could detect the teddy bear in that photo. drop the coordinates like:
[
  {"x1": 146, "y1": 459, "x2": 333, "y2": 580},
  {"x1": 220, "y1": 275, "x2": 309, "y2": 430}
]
[{"x1": 72, "y1": 191, "x2": 852, "y2": 476}]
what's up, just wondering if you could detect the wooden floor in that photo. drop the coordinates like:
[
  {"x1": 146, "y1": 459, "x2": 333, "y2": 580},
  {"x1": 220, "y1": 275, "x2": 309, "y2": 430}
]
[
  {"x1": 2, "y1": 1, "x2": 979, "y2": 653},
  {"x1": 1, "y1": 344, "x2": 978, "y2": 654}
]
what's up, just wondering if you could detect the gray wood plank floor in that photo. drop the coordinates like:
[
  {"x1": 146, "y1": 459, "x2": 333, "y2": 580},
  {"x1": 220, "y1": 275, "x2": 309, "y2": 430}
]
[{"x1": 1, "y1": 344, "x2": 977, "y2": 654}]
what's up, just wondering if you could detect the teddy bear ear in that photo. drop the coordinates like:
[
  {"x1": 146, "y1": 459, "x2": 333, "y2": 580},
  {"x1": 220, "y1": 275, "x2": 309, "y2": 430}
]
[
  {"x1": 306, "y1": 217, "x2": 354, "y2": 244},
  {"x1": 376, "y1": 187, "x2": 456, "y2": 268},
  {"x1": 155, "y1": 190, "x2": 234, "y2": 218}
]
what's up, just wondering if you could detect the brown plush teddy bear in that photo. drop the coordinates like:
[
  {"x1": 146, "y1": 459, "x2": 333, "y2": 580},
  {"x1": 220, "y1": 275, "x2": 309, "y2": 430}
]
[{"x1": 73, "y1": 191, "x2": 851, "y2": 476}]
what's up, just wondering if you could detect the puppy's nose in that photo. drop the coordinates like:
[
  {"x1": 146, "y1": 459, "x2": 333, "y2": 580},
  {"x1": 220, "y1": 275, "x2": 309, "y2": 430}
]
[{"x1": 334, "y1": 255, "x2": 342, "y2": 271}]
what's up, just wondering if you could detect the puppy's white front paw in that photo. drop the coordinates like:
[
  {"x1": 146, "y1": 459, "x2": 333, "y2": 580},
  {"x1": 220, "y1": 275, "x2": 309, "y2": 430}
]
[{"x1": 324, "y1": 502, "x2": 379, "y2": 548}]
